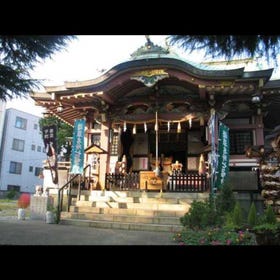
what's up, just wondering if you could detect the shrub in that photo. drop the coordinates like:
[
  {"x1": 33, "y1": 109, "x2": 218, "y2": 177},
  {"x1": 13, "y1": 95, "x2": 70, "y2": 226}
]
[
  {"x1": 6, "y1": 189, "x2": 18, "y2": 200},
  {"x1": 264, "y1": 205, "x2": 276, "y2": 224},
  {"x1": 173, "y1": 227, "x2": 256, "y2": 245},
  {"x1": 247, "y1": 202, "x2": 257, "y2": 227},
  {"x1": 180, "y1": 200, "x2": 222, "y2": 229},
  {"x1": 180, "y1": 201, "x2": 207, "y2": 229},
  {"x1": 17, "y1": 193, "x2": 31, "y2": 209},
  {"x1": 215, "y1": 179, "x2": 236, "y2": 215},
  {"x1": 232, "y1": 202, "x2": 243, "y2": 228}
]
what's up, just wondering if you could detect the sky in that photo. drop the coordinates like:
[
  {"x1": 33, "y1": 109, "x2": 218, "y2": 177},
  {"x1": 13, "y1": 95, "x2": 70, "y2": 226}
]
[{"x1": 5, "y1": 35, "x2": 280, "y2": 117}]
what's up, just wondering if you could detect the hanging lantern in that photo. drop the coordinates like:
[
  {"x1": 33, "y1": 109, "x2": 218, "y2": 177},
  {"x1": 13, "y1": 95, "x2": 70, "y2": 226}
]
[
  {"x1": 144, "y1": 122, "x2": 147, "y2": 133},
  {"x1": 189, "y1": 118, "x2": 192, "y2": 129},
  {"x1": 200, "y1": 116, "x2": 204, "y2": 126},
  {"x1": 133, "y1": 124, "x2": 136, "y2": 134},
  {"x1": 154, "y1": 111, "x2": 159, "y2": 131},
  {"x1": 167, "y1": 121, "x2": 170, "y2": 132},
  {"x1": 177, "y1": 122, "x2": 181, "y2": 133},
  {"x1": 198, "y1": 154, "x2": 206, "y2": 175},
  {"x1": 123, "y1": 121, "x2": 127, "y2": 132}
]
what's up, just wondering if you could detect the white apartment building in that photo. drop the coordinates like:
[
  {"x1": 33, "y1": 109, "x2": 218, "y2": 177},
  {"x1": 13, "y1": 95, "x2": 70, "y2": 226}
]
[
  {"x1": 0, "y1": 101, "x2": 6, "y2": 151},
  {"x1": 0, "y1": 108, "x2": 47, "y2": 193}
]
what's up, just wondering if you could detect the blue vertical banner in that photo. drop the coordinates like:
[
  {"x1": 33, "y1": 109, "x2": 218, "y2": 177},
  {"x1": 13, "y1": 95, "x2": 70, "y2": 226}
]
[
  {"x1": 70, "y1": 119, "x2": 85, "y2": 174},
  {"x1": 216, "y1": 122, "x2": 230, "y2": 189}
]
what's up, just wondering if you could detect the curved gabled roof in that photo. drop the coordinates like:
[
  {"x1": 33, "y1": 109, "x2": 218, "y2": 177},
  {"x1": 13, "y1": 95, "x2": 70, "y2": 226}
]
[
  {"x1": 31, "y1": 38, "x2": 277, "y2": 126},
  {"x1": 53, "y1": 39, "x2": 272, "y2": 92}
]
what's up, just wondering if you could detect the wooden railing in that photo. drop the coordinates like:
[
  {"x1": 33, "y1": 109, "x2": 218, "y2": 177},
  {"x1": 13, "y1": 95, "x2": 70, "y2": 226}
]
[
  {"x1": 105, "y1": 172, "x2": 209, "y2": 193},
  {"x1": 105, "y1": 173, "x2": 139, "y2": 190},
  {"x1": 167, "y1": 172, "x2": 209, "y2": 192}
]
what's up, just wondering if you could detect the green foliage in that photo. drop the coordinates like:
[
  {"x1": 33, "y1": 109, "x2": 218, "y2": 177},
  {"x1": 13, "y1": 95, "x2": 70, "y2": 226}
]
[
  {"x1": 173, "y1": 227, "x2": 256, "y2": 245},
  {"x1": 168, "y1": 35, "x2": 280, "y2": 62},
  {"x1": 180, "y1": 200, "x2": 222, "y2": 229},
  {"x1": 5, "y1": 189, "x2": 18, "y2": 200},
  {"x1": 247, "y1": 202, "x2": 257, "y2": 227},
  {"x1": 215, "y1": 180, "x2": 236, "y2": 215},
  {"x1": 253, "y1": 222, "x2": 280, "y2": 233},
  {"x1": 0, "y1": 36, "x2": 76, "y2": 101},
  {"x1": 264, "y1": 205, "x2": 277, "y2": 224},
  {"x1": 224, "y1": 212, "x2": 235, "y2": 230},
  {"x1": 232, "y1": 202, "x2": 243, "y2": 228}
]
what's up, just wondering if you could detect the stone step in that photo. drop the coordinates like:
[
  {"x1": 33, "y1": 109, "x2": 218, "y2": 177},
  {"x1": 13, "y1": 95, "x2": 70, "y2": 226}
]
[
  {"x1": 89, "y1": 196, "x2": 181, "y2": 204},
  {"x1": 59, "y1": 218, "x2": 183, "y2": 232},
  {"x1": 69, "y1": 206, "x2": 186, "y2": 217},
  {"x1": 78, "y1": 196, "x2": 194, "y2": 206},
  {"x1": 61, "y1": 212, "x2": 181, "y2": 225},
  {"x1": 74, "y1": 201, "x2": 190, "y2": 211},
  {"x1": 89, "y1": 190, "x2": 208, "y2": 200},
  {"x1": 71, "y1": 191, "x2": 208, "y2": 206}
]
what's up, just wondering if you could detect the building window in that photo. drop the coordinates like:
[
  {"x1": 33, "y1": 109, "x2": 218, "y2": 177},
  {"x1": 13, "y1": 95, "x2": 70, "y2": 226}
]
[
  {"x1": 34, "y1": 123, "x2": 38, "y2": 130},
  {"x1": 35, "y1": 167, "x2": 43, "y2": 176},
  {"x1": 31, "y1": 144, "x2": 36, "y2": 151},
  {"x1": 7, "y1": 185, "x2": 20, "y2": 192},
  {"x1": 9, "y1": 161, "x2": 22, "y2": 174},
  {"x1": 37, "y1": 146, "x2": 41, "y2": 152},
  {"x1": 230, "y1": 130, "x2": 253, "y2": 155},
  {"x1": 110, "y1": 134, "x2": 119, "y2": 155},
  {"x1": 15, "y1": 116, "x2": 27, "y2": 130},
  {"x1": 91, "y1": 134, "x2": 101, "y2": 146},
  {"x1": 29, "y1": 166, "x2": 33, "y2": 172},
  {"x1": 12, "y1": 138, "x2": 25, "y2": 152}
]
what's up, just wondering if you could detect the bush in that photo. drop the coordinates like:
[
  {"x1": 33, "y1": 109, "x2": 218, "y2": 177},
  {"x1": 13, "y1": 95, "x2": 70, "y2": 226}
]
[
  {"x1": 264, "y1": 205, "x2": 276, "y2": 224},
  {"x1": 232, "y1": 202, "x2": 243, "y2": 228},
  {"x1": 247, "y1": 202, "x2": 257, "y2": 227},
  {"x1": 6, "y1": 189, "x2": 18, "y2": 200},
  {"x1": 173, "y1": 227, "x2": 256, "y2": 245},
  {"x1": 215, "y1": 180, "x2": 236, "y2": 215},
  {"x1": 17, "y1": 193, "x2": 31, "y2": 209},
  {"x1": 180, "y1": 200, "x2": 222, "y2": 229}
]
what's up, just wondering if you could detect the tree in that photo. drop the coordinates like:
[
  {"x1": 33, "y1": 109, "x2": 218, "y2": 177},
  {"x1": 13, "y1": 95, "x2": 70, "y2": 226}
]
[
  {"x1": 0, "y1": 35, "x2": 76, "y2": 101},
  {"x1": 167, "y1": 35, "x2": 280, "y2": 63}
]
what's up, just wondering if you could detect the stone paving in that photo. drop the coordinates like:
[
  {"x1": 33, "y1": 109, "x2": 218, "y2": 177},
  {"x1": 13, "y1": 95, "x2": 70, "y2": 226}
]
[{"x1": 0, "y1": 217, "x2": 178, "y2": 245}]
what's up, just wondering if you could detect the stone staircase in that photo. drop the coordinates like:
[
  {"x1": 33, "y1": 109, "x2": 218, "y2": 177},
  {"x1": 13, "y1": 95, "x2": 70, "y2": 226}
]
[{"x1": 60, "y1": 190, "x2": 208, "y2": 232}]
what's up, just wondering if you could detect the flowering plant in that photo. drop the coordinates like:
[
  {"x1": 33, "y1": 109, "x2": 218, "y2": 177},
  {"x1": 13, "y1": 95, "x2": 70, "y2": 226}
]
[
  {"x1": 17, "y1": 193, "x2": 31, "y2": 209},
  {"x1": 173, "y1": 227, "x2": 256, "y2": 245}
]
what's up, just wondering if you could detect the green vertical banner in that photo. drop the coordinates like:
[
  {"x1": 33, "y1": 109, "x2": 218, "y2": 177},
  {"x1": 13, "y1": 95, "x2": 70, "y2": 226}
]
[
  {"x1": 70, "y1": 119, "x2": 85, "y2": 174},
  {"x1": 216, "y1": 122, "x2": 230, "y2": 189}
]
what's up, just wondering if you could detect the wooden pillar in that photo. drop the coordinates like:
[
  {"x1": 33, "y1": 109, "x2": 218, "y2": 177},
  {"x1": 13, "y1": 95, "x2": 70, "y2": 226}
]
[
  {"x1": 255, "y1": 115, "x2": 264, "y2": 146},
  {"x1": 99, "y1": 121, "x2": 110, "y2": 190}
]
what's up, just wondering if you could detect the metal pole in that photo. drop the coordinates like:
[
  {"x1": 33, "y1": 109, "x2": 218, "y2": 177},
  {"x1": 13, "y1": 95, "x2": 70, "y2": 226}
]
[
  {"x1": 77, "y1": 174, "x2": 81, "y2": 201},
  {"x1": 210, "y1": 108, "x2": 217, "y2": 207},
  {"x1": 155, "y1": 110, "x2": 160, "y2": 176}
]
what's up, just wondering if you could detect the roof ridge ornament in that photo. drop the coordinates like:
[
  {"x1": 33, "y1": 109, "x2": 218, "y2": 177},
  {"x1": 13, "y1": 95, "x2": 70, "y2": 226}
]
[{"x1": 130, "y1": 36, "x2": 170, "y2": 58}]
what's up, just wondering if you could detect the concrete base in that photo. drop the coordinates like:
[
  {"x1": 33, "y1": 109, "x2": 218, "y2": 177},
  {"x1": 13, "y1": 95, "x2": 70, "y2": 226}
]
[{"x1": 30, "y1": 196, "x2": 54, "y2": 220}]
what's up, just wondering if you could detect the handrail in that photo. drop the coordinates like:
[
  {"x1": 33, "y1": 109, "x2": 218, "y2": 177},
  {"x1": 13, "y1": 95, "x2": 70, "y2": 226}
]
[
  {"x1": 57, "y1": 173, "x2": 80, "y2": 223},
  {"x1": 56, "y1": 164, "x2": 92, "y2": 223}
]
